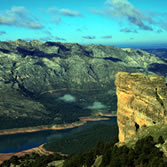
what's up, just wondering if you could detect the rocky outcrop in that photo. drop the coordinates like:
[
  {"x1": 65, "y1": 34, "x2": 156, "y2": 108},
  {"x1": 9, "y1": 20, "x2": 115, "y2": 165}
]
[{"x1": 115, "y1": 72, "x2": 167, "y2": 142}]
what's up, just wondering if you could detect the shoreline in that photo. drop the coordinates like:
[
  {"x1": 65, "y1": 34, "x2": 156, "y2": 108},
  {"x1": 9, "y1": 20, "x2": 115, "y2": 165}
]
[
  {"x1": 0, "y1": 144, "x2": 54, "y2": 164},
  {"x1": 0, "y1": 114, "x2": 117, "y2": 164},
  {"x1": 0, "y1": 114, "x2": 117, "y2": 136}
]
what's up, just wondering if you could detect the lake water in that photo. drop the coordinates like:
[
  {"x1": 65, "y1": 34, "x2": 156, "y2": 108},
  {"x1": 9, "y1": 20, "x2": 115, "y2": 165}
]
[{"x1": 0, "y1": 117, "x2": 117, "y2": 153}]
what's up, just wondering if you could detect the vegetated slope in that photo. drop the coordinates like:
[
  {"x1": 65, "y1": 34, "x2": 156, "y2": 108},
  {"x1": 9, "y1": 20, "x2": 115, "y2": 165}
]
[
  {"x1": 119, "y1": 122, "x2": 167, "y2": 157},
  {"x1": 63, "y1": 135, "x2": 167, "y2": 167},
  {"x1": 44, "y1": 123, "x2": 118, "y2": 154},
  {"x1": 0, "y1": 153, "x2": 66, "y2": 167},
  {"x1": 1, "y1": 135, "x2": 167, "y2": 167},
  {"x1": 0, "y1": 39, "x2": 166, "y2": 129}
]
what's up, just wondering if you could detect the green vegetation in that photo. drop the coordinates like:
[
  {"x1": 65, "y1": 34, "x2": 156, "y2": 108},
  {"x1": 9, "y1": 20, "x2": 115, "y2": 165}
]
[
  {"x1": 0, "y1": 40, "x2": 163, "y2": 130},
  {"x1": 37, "y1": 93, "x2": 92, "y2": 124},
  {"x1": 64, "y1": 135, "x2": 167, "y2": 167},
  {"x1": 0, "y1": 116, "x2": 51, "y2": 130},
  {"x1": 0, "y1": 86, "x2": 116, "y2": 129},
  {"x1": 0, "y1": 86, "x2": 117, "y2": 129},
  {"x1": 44, "y1": 123, "x2": 118, "y2": 154},
  {"x1": 0, "y1": 153, "x2": 66, "y2": 167},
  {"x1": 123, "y1": 123, "x2": 167, "y2": 148},
  {"x1": 1, "y1": 135, "x2": 167, "y2": 167}
]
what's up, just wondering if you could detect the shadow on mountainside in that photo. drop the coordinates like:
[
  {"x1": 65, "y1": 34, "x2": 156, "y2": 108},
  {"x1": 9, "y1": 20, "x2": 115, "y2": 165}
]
[{"x1": 148, "y1": 63, "x2": 167, "y2": 76}]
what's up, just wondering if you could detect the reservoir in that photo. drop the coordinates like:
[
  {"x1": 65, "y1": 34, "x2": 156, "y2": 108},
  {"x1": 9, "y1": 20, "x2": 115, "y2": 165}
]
[{"x1": 0, "y1": 116, "x2": 117, "y2": 153}]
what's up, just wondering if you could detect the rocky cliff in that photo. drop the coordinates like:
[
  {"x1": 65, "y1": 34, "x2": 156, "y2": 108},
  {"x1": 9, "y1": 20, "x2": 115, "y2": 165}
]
[
  {"x1": 115, "y1": 72, "x2": 167, "y2": 143},
  {"x1": 1, "y1": 39, "x2": 167, "y2": 130}
]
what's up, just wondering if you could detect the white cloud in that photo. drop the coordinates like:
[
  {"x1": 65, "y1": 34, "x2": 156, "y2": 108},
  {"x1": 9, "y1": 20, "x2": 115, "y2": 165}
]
[
  {"x1": 48, "y1": 7, "x2": 82, "y2": 17},
  {"x1": 87, "y1": 101, "x2": 107, "y2": 110},
  {"x1": 0, "y1": 6, "x2": 43, "y2": 29},
  {"x1": 93, "y1": 0, "x2": 167, "y2": 31},
  {"x1": 59, "y1": 94, "x2": 76, "y2": 103},
  {"x1": 59, "y1": 9, "x2": 81, "y2": 17},
  {"x1": 106, "y1": 0, "x2": 153, "y2": 30}
]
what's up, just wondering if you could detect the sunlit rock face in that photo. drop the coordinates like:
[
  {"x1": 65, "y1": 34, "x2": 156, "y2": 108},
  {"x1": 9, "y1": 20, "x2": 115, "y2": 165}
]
[{"x1": 115, "y1": 72, "x2": 167, "y2": 142}]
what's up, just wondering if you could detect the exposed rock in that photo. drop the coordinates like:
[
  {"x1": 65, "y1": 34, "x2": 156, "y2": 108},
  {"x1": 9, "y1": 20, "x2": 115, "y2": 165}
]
[
  {"x1": 47, "y1": 160, "x2": 64, "y2": 167},
  {"x1": 115, "y1": 72, "x2": 167, "y2": 142},
  {"x1": 92, "y1": 155, "x2": 102, "y2": 167}
]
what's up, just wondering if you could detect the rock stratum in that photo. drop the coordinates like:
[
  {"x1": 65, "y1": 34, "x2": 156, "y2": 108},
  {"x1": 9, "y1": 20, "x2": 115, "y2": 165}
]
[
  {"x1": 0, "y1": 39, "x2": 167, "y2": 130},
  {"x1": 115, "y1": 72, "x2": 167, "y2": 143}
]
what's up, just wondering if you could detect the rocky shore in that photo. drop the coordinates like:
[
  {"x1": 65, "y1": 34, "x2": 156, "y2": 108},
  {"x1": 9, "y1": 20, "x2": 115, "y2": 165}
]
[{"x1": 0, "y1": 144, "x2": 53, "y2": 164}]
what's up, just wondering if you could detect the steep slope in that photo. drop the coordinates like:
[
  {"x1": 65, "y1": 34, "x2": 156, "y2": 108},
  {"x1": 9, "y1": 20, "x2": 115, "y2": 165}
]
[
  {"x1": 0, "y1": 40, "x2": 166, "y2": 129},
  {"x1": 115, "y1": 72, "x2": 167, "y2": 143}
]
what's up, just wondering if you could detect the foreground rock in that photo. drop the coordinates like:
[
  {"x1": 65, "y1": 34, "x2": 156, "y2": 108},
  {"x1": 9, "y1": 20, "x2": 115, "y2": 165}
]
[{"x1": 115, "y1": 72, "x2": 167, "y2": 142}]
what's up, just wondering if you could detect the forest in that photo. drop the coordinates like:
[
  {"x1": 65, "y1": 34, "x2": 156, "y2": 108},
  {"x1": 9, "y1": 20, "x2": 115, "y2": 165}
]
[{"x1": 1, "y1": 135, "x2": 167, "y2": 167}]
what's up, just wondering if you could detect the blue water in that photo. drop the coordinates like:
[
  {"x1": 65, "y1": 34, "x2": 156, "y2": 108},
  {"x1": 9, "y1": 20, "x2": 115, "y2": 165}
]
[{"x1": 0, "y1": 117, "x2": 117, "y2": 153}]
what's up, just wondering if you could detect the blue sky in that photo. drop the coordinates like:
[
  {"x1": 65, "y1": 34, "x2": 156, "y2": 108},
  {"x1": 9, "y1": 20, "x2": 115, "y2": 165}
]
[{"x1": 0, "y1": 0, "x2": 167, "y2": 48}]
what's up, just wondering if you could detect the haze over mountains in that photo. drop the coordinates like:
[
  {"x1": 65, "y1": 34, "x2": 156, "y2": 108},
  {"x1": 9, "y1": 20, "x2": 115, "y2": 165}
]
[{"x1": 0, "y1": 40, "x2": 167, "y2": 130}]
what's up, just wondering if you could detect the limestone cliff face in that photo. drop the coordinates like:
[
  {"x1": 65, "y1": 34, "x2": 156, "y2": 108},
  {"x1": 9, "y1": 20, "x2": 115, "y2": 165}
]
[{"x1": 115, "y1": 72, "x2": 167, "y2": 142}]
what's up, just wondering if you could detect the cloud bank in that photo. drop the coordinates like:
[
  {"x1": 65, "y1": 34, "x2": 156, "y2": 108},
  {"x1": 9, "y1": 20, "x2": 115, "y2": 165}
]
[
  {"x1": 93, "y1": 0, "x2": 167, "y2": 31},
  {"x1": 0, "y1": 6, "x2": 43, "y2": 29},
  {"x1": 105, "y1": 0, "x2": 153, "y2": 30}
]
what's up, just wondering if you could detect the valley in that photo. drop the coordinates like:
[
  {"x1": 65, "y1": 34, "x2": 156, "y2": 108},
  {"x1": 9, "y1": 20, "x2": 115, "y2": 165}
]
[
  {"x1": 0, "y1": 40, "x2": 166, "y2": 131},
  {"x1": 1, "y1": 40, "x2": 167, "y2": 166},
  {"x1": 0, "y1": 117, "x2": 118, "y2": 163}
]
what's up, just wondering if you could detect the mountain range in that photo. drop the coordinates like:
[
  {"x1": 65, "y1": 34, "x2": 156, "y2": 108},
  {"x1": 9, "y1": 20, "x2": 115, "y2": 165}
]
[{"x1": 0, "y1": 40, "x2": 167, "y2": 130}]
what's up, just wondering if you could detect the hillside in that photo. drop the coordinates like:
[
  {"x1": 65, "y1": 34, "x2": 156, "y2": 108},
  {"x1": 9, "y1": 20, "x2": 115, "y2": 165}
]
[
  {"x1": 0, "y1": 40, "x2": 166, "y2": 130},
  {"x1": 2, "y1": 72, "x2": 167, "y2": 166}
]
